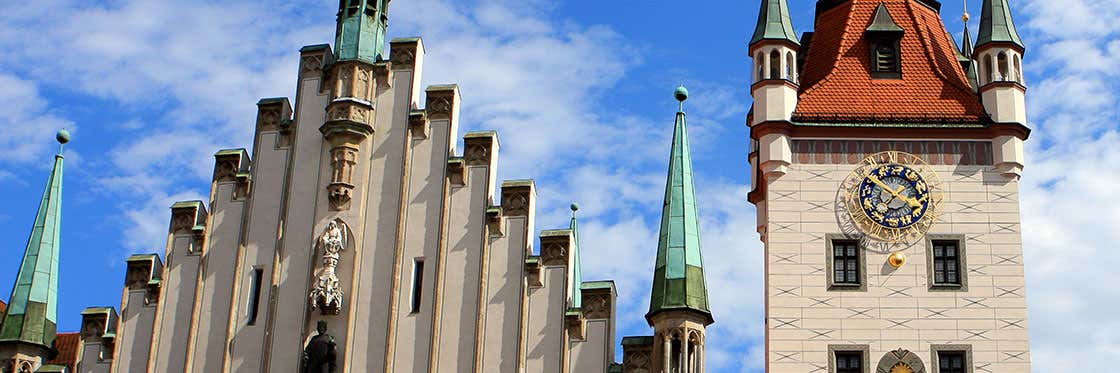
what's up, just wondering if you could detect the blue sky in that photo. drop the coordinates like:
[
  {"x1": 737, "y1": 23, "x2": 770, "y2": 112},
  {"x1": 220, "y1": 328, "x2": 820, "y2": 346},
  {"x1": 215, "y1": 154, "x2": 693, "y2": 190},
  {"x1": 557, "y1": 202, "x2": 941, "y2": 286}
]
[{"x1": 1, "y1": 0, "x2": 1118, "y2": 371}]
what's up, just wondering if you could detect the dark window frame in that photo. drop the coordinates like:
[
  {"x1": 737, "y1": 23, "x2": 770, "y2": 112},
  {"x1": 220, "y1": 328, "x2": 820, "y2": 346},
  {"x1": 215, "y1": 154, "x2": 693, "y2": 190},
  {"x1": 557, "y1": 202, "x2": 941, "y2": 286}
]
[
  {"x1": 826, "y1": 235, "x2": 866, "y2": 291},
  {"x1": 930, "y1": 344, "x2": 973, "y2": 373},
  {"x1": 926, "y1": 234, "x2": 968, "y2": 291},
  {"x1": 829, "y1": 345, "x2": 870, "y2": 373},
  {"x1": 869, "y1": 38, "x2": 903, "y2": 79}
]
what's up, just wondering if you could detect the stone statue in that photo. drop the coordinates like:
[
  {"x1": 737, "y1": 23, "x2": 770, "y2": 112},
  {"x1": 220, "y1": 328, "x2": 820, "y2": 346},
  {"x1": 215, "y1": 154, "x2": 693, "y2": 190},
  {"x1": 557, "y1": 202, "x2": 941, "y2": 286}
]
[
  {"x1": 302, "y1": 320, "x2": 337, "y2": 373},
  {"x1": 310, "y1": 220, "x2": 347, "y2": 314}
]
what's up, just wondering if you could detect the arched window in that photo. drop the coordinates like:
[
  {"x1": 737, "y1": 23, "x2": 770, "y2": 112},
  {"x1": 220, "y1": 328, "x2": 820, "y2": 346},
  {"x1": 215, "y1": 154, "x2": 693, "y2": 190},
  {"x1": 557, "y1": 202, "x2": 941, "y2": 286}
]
[
  {"x1": 1014, "y1": 54, "x2": 1023, "y2": 83},
  {"x1": 787, "y1": 51, "x2": 796, "y2": 82},
  {"x1": 997, "y1": 52, "x2": 1009, "y2": 81},
  {"x1": 756, "y1": 52, "x2": 764, "y2": 82},
  {"x1": 769, "y1": 50, "x2": 781, "y2": 80},
  {"x1": 983, "y1": 54, "x2": 994, "y2": 84}
]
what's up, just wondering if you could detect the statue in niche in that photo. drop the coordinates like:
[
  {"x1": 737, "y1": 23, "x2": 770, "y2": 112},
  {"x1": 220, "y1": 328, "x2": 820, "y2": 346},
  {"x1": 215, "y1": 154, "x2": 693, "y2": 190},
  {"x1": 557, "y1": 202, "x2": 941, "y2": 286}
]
[
  {"x1": 310, "y1": 220, "x2": 347, "y2": 314},
  {"x1": 302, "y1": 320, "x2": 337, "y2": 373}
]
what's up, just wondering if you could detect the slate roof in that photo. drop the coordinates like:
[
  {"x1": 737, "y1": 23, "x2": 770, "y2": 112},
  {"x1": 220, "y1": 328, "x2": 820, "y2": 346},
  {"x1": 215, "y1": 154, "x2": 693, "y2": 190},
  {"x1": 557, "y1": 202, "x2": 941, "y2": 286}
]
[{"x1": 794, "y1": 0, "x2": 987, "y2": 123}]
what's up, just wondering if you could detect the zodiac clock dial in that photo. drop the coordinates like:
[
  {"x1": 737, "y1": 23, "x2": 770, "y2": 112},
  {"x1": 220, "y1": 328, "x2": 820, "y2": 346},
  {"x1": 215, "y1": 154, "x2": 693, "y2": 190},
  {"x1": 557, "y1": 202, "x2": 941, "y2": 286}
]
[{"x1": 843, "y1": 151, "x2": 942, "y2": 243}]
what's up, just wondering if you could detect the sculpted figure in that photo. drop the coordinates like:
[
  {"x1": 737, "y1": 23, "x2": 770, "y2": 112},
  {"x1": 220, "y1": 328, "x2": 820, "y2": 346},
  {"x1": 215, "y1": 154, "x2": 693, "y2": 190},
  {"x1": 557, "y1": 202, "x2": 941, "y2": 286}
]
[
  {"x1": 302, "y1": 321, "x2": 337, "y2": 373},
  {"x1": 310, "y1": 220, "x2": 347, "y2": 314}
]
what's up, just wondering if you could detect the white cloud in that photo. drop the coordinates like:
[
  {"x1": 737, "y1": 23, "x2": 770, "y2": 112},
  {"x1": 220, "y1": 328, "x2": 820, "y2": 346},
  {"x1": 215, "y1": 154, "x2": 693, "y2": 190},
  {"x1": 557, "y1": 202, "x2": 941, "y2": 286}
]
[{"x1": 0, "y1": 74, "x2": 75, "y2": 163}]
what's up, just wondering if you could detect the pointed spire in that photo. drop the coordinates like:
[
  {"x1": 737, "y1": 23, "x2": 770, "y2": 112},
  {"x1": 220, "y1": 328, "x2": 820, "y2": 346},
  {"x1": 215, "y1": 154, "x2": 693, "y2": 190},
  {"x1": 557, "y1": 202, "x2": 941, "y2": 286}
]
[
  {"x1": 647, "y1": 87, "x2": 712, "y2": 325},
  {"x1": 0, "y1": 131, "x2": 69, "y2": 349},
  {"x1": 335, "y1": 0, "x2": 390, "y2": 62},
  {"x1": 750, "y1": 0, "x2": 799, "y2": 46},
  {"x1": 568, "y1": 203, "x2": 584, "y2": 310},
  {"x1": 962, "y1": 25, "x2": 976, "y2": 57},
  {"x1": 977, "y1": 0, "x2": 1023, "y2": 49}
]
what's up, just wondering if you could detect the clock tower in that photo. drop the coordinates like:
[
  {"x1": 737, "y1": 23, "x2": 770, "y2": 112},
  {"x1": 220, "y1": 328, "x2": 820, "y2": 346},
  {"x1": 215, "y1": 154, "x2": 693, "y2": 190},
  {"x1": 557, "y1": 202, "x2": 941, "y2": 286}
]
[{"x1": 747, "y1": 0, "x2": 1032, "y2": 372}]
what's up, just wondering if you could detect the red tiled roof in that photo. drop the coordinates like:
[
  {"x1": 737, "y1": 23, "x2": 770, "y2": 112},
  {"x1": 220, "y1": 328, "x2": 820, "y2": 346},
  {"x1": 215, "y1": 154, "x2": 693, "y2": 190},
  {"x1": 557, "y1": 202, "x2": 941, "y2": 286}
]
[
  {"x1": 794, "y1": 0, "x2": 987, "y2": 122},
  {"x1": 0, "y1": 299, "x2": 6, "y2": 315},
  {"x1": 49, "y1": 332, "x2": 82, "y2": 370}
]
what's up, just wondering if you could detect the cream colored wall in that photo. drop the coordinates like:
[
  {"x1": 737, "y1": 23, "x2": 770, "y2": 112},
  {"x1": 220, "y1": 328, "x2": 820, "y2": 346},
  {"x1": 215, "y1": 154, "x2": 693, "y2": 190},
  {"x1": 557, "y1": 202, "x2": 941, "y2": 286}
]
[
  {"x1": 764, "y1": 160, "x2": 1031, "y2": 372},
  {"x1": 264, "y1": 48, "x2": 333, "y2": 371},
  {"x1": 151, "y1": 234, "x2": 201, "y2": 373},
  {"x1": 226, "y1": 130, "x2": 290, "y2": 371},
  {"x1": 112, "y1": 290, "x2": 154, "y2": 373},
  {"x1": 434, "y1": 158, "x2": 494, "y2": 372},
  {"x1": 77, "y1": 342, "x2": 111, "y2": 373},
  {"x1": 524, "y1": 266, "x2": 568, "y2": 372},
  {"x1": 189, "y1": 181, "x2": 244, "y2": 372},
  {"x1": 480, "y1": 184, "x2": 534, "y2": 373}
]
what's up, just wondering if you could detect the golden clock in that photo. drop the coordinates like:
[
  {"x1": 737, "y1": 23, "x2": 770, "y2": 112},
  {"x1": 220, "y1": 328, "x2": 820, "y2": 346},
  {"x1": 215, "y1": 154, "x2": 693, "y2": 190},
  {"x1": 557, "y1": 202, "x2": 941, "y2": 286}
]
[{"x1": 843, "y1": 151, "x2": 942, "y2": 243}]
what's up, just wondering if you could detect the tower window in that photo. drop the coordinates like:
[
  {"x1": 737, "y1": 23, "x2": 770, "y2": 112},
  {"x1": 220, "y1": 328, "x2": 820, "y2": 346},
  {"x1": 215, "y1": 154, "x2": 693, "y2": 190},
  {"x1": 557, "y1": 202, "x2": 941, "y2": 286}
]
[
  {"x1": 871, "y1": 41, "x2": 902, "y2": 79},
  {"x1": 247, "y1": 268, "x2": 264, "y2": 325},
  {"x1": 827, "y1": 236, "x2": 866, "y2": 291},
  {"x1": 835, "y1": 351, "x2": 863, "y2": 373},
  {"x1": 769, "y1": 50, "x2": 781, "y2": 80},
  {"x1": 786, "y1": 51, "x2": 797, "y2": 82},
  {"x1": 756, "y1": 52, "x2": 765, "y2": 82},
  {"x1": 997, "y1": 52, "x2": 1010, "y2": 81},
  {"x1": 410, "y1": 258, "x2": 425, "y2": 313},
  {"x1": 927, "y1": 237, "x2": 967, "y2": 291},
  {"x1": 937, "y1": 351, "x2": 966, "y2": 373}
]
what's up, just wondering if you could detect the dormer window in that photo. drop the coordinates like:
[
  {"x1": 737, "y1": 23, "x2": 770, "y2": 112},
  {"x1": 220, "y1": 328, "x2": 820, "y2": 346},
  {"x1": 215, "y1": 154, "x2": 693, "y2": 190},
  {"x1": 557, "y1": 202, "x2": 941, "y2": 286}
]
[{"x1": 865, "y1": 3, "x2": 905, "y2": 79}]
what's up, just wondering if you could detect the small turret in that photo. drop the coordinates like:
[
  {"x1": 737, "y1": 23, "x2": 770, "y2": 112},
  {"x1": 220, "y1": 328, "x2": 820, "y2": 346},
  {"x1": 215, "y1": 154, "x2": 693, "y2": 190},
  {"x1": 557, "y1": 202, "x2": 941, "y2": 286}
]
[
  {"x1": 335, "y1": 0, "x2": 390, "y2": 62},
  {"x1": 975, "y1": 0, "x2": 1028, "y2": 179},
  {"x1": 749, "y1": 0, "x2": 798, "y2": 183}
]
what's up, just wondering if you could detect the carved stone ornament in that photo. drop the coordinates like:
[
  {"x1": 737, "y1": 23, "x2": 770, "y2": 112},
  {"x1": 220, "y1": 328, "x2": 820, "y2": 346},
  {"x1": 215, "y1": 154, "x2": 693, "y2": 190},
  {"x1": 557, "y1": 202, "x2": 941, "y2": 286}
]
[
  {"x1": 390, "y1": 43, "x2": 416, "y2": 68},
  {"x1": 447, "y1": 159, "x2": 466, "y2": 186},
  {"x1": 81, "y1": 317, "x2": 105, "y2": 342},
  {"x1": 566, "y1": 313, "x2": 585, "y2": 341},
  {"x1": 464, "y1": 140, "x2": 491, "y2": 166},
  {"x1": 145, "y1": 282, "x2": 161, "y2": 305},
  {"x1": 540, "y1": 239, "x2": 569, "y2": 266},
  {"x1": 583, "y1": 293, "x2": 612, "y2": 319},
  {"x1": 257, "y1": 106, "x2": 283, "y2": 131},
  {"x1": 328, "y1": 146, "x2": 359, "y2": 211},
  {"x1": 214, "y1": 158, "x2": 239, "y2": 183},
  {"x1": 486, "y1": 208, "x2": 504, "y2": 237},
  {"x1": 409, "y1": 112, "x2": 429, "y2": 140},
  {"x1": 427, "y1": 97, "x2": 453, "y2": 120},
  {"x1": 624, "y1": 349, "x2": 652, "y2": 373},
  {"x1": 876, "y1": 349, "x2": 926, "y2": 373},
  {"x1": 301, "y1": 54, "x2": 325, "y2": 76},
  {"x1": 502, "y1": 189, "x2": 530, "y2": 217},
  {"x1": 310, "y1": 220, "x2": 349, "y2": 315},
  {"x1": 125, "y1": 264, "x2": 150, "y2": 290}
]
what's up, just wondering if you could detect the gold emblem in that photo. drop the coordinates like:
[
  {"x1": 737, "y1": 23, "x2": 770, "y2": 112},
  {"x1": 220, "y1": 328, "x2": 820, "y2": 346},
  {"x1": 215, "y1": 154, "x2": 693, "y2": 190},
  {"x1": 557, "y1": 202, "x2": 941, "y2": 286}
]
[
  {"x1": 890, "y1": 362, "x2": 915, "y2": 373},
  {"x1": 842, "y1": 151, "x2": 942, "y2": 243}
]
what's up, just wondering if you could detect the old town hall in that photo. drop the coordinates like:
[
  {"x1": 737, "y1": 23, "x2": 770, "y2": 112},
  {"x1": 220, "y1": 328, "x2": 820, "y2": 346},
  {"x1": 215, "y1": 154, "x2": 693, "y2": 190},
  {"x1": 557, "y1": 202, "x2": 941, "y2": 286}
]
[{"x1": 0, "y1": 0, "x2": 1032, "y2": 372}]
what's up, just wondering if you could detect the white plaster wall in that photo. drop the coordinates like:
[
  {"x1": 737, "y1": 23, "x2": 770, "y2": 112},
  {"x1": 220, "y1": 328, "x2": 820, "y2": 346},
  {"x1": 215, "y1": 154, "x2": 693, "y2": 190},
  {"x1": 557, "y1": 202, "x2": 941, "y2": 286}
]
[
  {"x1": 77, "y1": 343, "x2": 110, "y2": 373},
  {"x1": 570, "y1": 319, "x2": 611, "y2": 373},
  {"x1": 764, "y1": 161, "x2": 1030, "y2": 372}
]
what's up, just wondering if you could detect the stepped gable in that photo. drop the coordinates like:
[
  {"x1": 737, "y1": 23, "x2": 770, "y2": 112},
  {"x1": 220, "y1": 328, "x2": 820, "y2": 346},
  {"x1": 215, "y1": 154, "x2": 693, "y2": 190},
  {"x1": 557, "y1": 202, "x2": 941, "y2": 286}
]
[{"x1": 795, "y1": 0, "x2": 986, "y2": 122}]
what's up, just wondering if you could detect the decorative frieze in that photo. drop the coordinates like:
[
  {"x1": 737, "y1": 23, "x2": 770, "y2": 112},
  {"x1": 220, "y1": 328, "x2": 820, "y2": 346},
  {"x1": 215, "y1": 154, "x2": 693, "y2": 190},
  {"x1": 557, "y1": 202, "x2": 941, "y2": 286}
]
[
  {"x1": 463, "y1": 132, "x2": 496, "y2": 167},
  {"x1": 310, "y1": 220, "x2": 349, "y2": 315},
  {"x1": 328, "y1": 146, "x2": 359, "y2": 210},
  {"x1": 582, "y1": 292, "x2": 613, "y2": 320},
  {"x1": 299, "y1": 44, "x2": 332, "y2": 79},
  {"x1": 539, "y1": 233, "x2": 571, "y2": 267},
  {"x1": 791, "y1": 139, "x2": 995, "y2": 166}
]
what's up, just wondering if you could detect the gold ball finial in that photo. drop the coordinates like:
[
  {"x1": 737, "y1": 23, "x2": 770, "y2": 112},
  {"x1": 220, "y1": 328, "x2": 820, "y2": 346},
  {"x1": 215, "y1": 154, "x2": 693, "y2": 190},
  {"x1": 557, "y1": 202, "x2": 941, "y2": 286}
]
[
  {"x1": 888, "y1": 251, "x2": 907, "y2": 268},
  {"x1": 962, "y1": 12, "x2": 971, "y2": 22}
]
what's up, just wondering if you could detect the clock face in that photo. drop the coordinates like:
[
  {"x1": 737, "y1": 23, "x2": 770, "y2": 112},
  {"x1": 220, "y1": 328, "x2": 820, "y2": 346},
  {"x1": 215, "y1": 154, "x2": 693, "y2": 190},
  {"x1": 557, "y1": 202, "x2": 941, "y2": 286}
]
[
  {"x1": 857, "y1": 164, "x2": 930, "y2": 229},
  {"x1": 843, "y1": 151, "x2": 942, "y2": 243}
]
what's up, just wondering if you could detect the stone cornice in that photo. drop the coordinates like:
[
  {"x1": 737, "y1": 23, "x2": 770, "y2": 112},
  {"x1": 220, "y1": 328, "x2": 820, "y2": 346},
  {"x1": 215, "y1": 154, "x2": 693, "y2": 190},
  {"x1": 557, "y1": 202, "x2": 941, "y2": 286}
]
[{"x1": 750, "y1": 120, "x2": 1030, "y2": 141}]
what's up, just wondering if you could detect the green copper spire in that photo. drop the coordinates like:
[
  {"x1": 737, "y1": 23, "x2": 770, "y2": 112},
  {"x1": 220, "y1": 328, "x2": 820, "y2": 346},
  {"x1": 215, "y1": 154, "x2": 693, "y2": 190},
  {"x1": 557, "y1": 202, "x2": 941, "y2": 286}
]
[
  {"x1": 569, "y1": 204, "x2": 583, "y2": 310},
  {"x1": 0, "y1": 131, "x2": 68, "y2": 349},
  {"x1": 750, "y1": 0, "x2": 799, "y2": 46},
  {"x1": 335, "y1": 0, "x2": 390, "y2": 62},
  {"x1": 647, "y1": 87, "x2": 712, "y2": 325},
  {"x1": 866, "y1": 3, "x2": 905, "y2": 33},
  {"x1": 977, "y1": 0, "x2": 1023, "y2": 49},
  {"x1": 960, "y1": 26, "x2": 980, "y2": 91}
]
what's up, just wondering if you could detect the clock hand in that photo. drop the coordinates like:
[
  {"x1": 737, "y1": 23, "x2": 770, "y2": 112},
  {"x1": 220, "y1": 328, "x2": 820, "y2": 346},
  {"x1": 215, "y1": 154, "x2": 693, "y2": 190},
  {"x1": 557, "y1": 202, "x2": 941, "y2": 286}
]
[{"x1": 892, "y1": 184, "x2": 924, "y2": 209}]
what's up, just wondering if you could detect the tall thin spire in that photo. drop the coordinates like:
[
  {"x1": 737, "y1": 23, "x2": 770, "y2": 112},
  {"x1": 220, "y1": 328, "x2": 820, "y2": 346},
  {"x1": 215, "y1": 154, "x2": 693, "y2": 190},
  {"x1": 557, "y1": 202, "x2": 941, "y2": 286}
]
[
  {"x1": 977, "y1": 0, "x2": 1023, "y2": 49},
  {"x1": 335, "y1": 0, "x2": 390, "y2": 62},
  {"x1": 750, "y1": 0, "x2": 799, "y2": 46},
  {"x1": 568, "y1": 203, "x2": 584, "y2": 310},
  {"x1": 0, "y1": 130, "x2": 69, "y2": 349},
  {"x1": 647, "y1": 87, "x2": 712, "y2": 325}
]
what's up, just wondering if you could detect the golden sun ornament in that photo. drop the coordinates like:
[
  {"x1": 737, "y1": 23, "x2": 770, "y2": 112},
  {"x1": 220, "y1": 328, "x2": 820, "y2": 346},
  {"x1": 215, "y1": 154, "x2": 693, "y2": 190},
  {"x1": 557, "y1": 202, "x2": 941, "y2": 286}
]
[{"x1": 843, "y1": 151, "x2": 943, "y2": 243}]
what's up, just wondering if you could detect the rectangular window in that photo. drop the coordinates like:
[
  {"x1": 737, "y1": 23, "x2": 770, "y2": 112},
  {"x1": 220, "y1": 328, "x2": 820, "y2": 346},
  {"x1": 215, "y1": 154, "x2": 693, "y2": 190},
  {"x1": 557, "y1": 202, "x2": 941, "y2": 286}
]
[
  {"x1": 832, "y1": 240, "x2": 861, "y2": 286},
  {"x1": 835, "y1": 351, "x2": 863, "y2": 373},
  {"x1": 932, "y1": 240, "x2": 962, "y2": 286},
  {"x1": 410, "y1": 259, "x2": 425, "y2": 313},
  {"x1": 937, "y1": 351, "x2": 966, "y2": 373},
  {"x1": 247, "y1": 268, "x2": 264, "y2": 325}
]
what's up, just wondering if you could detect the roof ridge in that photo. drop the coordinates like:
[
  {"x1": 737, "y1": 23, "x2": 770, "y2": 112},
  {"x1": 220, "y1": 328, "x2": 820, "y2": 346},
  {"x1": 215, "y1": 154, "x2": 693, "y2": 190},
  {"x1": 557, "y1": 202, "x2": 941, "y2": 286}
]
[
  {"x1": 799, "y1": 1, "x2": 857, "y2": 96},
  {"x1": 905, "y1": 0, "x2": 978, "y2": 96}
]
